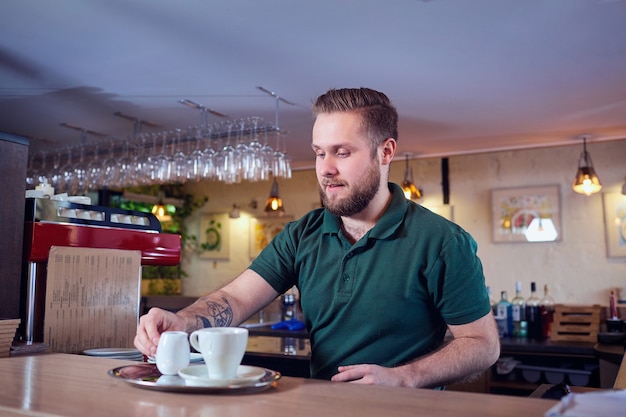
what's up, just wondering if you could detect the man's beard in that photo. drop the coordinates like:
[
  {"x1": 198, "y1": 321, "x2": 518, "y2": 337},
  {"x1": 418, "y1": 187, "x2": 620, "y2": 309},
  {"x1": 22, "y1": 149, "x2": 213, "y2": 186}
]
[{"x1": 319, "y1": 162, "x2": 380, "y2": 217}]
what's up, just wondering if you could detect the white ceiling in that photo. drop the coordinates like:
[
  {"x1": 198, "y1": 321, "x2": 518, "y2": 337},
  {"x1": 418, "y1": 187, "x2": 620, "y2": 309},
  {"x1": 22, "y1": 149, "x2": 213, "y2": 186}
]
[{"x1": 2, "y1": 0, "x2": 626, "y2": 171}]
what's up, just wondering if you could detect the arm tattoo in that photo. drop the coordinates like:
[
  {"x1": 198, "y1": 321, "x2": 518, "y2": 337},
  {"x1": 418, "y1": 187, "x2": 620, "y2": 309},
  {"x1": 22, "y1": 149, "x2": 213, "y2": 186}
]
[{"x1": 194, "y1": 297, "x2": 233, "y2": 328}]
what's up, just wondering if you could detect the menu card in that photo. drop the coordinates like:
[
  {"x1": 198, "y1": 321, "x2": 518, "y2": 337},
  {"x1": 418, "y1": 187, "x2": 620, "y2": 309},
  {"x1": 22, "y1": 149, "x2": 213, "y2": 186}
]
[{"x1": 44, "y1": 246, "x2": 141, "y2": 353}]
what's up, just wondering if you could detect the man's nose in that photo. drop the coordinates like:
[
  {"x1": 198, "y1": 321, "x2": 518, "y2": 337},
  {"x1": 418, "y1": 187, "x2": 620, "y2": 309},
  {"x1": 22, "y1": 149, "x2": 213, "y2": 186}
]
[{"x1": 318, "y1": 157, "x2": 337, "y2": 177}]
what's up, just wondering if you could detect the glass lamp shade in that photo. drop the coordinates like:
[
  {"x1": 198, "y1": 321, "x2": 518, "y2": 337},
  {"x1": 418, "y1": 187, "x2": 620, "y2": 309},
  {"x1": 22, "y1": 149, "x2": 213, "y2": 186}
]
[
  {"x1": 264, "y1": 178, "x2": 285, "y2": 216},
  {"x1": 402, "y1": 154, "x2": 422, "y2": 200},
  {"x1": 264, "y1": 196, "x2": 284, "y2": 214},
  {"x1": 572, "y1": 164, "x2": 602, "y2": 196},
  {"x1": 402, "y1": 180, "x2": 422, "y2": 200},
  {"x1": 572, "y1": 139, "x2": 602, "y2": 196},
  {"x1": 572, "y1": 151, "x2": 602, "y2": 196}
]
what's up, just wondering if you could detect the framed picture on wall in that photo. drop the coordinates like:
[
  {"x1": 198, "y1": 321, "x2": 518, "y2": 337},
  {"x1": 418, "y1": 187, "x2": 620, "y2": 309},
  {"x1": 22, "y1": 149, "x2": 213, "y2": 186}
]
[
  {"x1": 491, "y1": 185, "x2": 561, "y2": 243},
  {"x1": 249, "y1": 216, "x2": 293, "y2": 259},
  {"x1": 199, "y1": 213, "x2": 230, "y2": 260},
  {"x1": 602, "y1": 192, "x2": 626, "y2": 258}
]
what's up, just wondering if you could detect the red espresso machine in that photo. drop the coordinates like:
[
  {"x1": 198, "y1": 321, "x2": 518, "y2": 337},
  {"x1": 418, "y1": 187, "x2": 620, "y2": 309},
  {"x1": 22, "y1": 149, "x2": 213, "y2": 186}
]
[{"x1": 20, "y1": 197, "x2": 181, "y2": 345}]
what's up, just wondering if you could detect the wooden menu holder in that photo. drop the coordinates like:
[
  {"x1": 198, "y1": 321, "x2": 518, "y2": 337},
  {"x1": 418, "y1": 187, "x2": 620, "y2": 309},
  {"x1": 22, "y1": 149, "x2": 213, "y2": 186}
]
[{"x1": 43, "y1": 246, "x2": 141, "y2": 353}]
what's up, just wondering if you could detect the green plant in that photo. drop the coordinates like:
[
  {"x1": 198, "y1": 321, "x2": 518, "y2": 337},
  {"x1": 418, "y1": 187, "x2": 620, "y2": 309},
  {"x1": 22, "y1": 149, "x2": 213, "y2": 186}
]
[{"x1": 118, "y1": 184, "x2": 208, "y2": 280}]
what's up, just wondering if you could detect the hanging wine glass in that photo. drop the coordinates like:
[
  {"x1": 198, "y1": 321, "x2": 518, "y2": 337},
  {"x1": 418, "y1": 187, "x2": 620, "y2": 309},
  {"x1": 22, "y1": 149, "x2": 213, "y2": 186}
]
[
  {"x1": 113, "y1": 139, "x2": 135, "y2": 188},
  {"x1": 72, "y1": 145, "x2": 89, "y2": 194},
  {"x1": 25, "y1": 152, "x2": 36, "y2": 189},
  {"x1": 33, "y1": 151, "x2": 48, "y2": 187},
  {"x1": 259, "y1": 129, "x2": 274, "y2": 181},
  {"x1": 58, "y1": 147, "x2": 75, "y2": 194},
  {"x1": 48, "y1": 151, "x2": 63, "y2": 191},
  {"x1": 218, "y1": 121, "x2": 239, "y2": 184},
  {"x1": 245, "y1": 116, "x2": 264, "y2": 181},
  {"x1": 145, "y1": 133, "x2": 161, "y2": 184},
  {"x1": 236, "y1": 118, "x2": 253, "y2": 181},
  {"x1": 201, "y1": 125, "x2": 216, "y2": 180},
  {"x1": 155, "y1": 132, "x2": 174, "y2": 184},
  {"x1": 170, "y1": 129, "x2": 188, "y2": 183},
  {"x1": 272, "y1": 130, "x2": 285, "y2": 178},
  {"x1": 130, "y1": 134, "x2": 150, "y2": 186},
  {"x1": 185, "y1": 127, "x2": 203, "y2": 182},
  {"x1": 85, "y1": 144, "x2": 102, "y2": 191},
  {"x1": 280, "y1": 130, "x2": 292, "y2": 179},
  {"x1": 99, "y1": 141, "x2": 119, "y2": 189}
]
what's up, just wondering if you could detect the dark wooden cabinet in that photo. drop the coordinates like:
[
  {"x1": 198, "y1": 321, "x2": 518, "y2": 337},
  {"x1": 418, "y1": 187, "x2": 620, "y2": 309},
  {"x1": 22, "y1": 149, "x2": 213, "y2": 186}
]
[
  {"x1": 0, "y1": 133, "x2": 29, "y2": 320},
  {"x1": 449, "y1": 338, "x2": 600, "y2": 396}
]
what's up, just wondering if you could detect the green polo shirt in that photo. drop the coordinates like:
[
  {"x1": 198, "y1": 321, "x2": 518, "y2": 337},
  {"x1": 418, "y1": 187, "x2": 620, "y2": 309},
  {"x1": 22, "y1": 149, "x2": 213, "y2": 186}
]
[{"x1": 249, "y1": 183, "x2": 490, "y2": 380}]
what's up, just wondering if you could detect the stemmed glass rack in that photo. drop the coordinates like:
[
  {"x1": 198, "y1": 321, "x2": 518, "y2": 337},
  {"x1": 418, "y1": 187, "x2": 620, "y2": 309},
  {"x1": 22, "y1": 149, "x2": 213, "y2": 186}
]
[{"x1": 26, "y1": 116, "x2": 292, "y2": 195}]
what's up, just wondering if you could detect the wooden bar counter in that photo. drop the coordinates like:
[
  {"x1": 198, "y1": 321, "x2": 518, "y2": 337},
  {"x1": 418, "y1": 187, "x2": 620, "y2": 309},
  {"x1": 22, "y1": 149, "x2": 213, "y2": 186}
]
[
  {"x1": 615, "y1": 352, "x2": 626, "y2": 389},
  {"x1": 0, "y1": 354, "x2": 558, "y2": 417}
]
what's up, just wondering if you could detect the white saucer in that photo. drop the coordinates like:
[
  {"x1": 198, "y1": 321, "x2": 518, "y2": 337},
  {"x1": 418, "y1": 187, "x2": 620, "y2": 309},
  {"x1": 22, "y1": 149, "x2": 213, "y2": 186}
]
[
  {"x1": 178, "y1": 365, "x2": 266, "y2": 387},
  {"x1": 84, "y1": 348, "x2": 141, "y2": 357},
  {"x1": 148, "y1": 352, "x2": 203, "y2": 364}
]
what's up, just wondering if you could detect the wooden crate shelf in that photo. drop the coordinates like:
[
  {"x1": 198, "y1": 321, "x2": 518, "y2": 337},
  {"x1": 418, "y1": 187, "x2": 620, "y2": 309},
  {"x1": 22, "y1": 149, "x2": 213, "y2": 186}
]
[{"x1": 551, "y1": 304, "x2": 601, "y2": 343}]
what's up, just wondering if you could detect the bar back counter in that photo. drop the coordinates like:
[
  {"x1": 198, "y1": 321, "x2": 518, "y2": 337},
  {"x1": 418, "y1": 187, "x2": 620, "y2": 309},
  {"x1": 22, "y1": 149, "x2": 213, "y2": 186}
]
[
  {"x1": 241, "y1": 325, "x2": 623, "y2": 396},
  {"x1": 142, "y1": 295, "x2": 625, "y2": 395}
]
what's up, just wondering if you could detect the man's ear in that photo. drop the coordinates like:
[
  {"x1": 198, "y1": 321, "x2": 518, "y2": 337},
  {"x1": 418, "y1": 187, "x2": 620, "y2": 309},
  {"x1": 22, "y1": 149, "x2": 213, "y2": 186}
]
[{"x1": 380, "y1": 138, "x2": 396, "y2": 165}]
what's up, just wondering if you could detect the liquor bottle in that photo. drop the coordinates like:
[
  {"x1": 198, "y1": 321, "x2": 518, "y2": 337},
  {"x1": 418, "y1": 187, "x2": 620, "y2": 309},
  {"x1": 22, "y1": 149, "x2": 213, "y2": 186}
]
[
  {"x1": 540, "y1": 284, "x2": 555, "y2": 339},
  {"x1": 281, "y1": 287, "x2": 296, "y2": 321},
  {"x1": 496, "y1": 291, "x2": 513, "y2": 337},
  {"x1": 525, "y1": 282, "x2": 542, "y2": 339},
  {"x1": 511, "y1": 281, "x2": 527, "y2": 338},
  {"x1": 487, "y1": 286, "x2": 497, "y2": 314}
]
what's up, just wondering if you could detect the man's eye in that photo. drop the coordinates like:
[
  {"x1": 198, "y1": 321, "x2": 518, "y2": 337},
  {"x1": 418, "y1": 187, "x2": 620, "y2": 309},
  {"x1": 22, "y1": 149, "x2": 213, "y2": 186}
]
[
  {"x1": 337, "y1": 151, "x2": 349, "y2": 157},
  {"x1": 315, "y1": 153, "x2": 325, "y2": 158}
]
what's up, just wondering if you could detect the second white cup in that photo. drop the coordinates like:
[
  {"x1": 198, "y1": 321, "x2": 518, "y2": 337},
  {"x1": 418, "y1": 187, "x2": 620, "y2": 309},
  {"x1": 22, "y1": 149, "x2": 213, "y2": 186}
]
[{"x1": 189, "y1": 327, "x2": 249, "y2": 379}]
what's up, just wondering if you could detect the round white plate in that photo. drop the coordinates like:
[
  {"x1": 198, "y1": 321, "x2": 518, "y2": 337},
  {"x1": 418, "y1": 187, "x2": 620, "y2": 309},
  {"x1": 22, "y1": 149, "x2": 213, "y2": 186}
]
[
  {"x1": 147, "y1": 352, "x2": 203, "y2": 364},
  {"x1": 83, "y1": 348, "x2": 141, "y2": 357},
  {"x1": 178, "y1": 365, "x2": 266, "y2": 387}
]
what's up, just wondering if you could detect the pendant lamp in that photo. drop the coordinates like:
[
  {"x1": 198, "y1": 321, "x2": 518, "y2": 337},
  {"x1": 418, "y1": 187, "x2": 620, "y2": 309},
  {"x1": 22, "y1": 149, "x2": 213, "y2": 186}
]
[
  {"x1": 572, "y1": 135, "x2": 602, "y2": 196},
  {"x1": 264, "y1": 177, "x2": 285, "y2": 216},
  {"x1": 401, "y1": 153, "x2": 422, "y2": 200},
  {"x1": 151, "y1": 203, "x2": 172, "y2": 222}
]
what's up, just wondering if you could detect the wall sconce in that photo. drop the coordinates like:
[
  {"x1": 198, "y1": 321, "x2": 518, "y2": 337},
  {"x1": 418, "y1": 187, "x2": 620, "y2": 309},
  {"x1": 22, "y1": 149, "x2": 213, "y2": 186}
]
[
  {"x1": 401, "y1": 153, "x2": 423, "y2": 201},
  {"x1": 264, "y1": 177, "x2": 285, "y2": 216},
  {"x1": 229, "y1": 204, "x2": 241, "y2": 219},
  {"x1": 572, "y1": 135, "x2": 602, "y2": 196},
  {"x1": 229, "y1": 199, "x2": 258, "y2": 219}
]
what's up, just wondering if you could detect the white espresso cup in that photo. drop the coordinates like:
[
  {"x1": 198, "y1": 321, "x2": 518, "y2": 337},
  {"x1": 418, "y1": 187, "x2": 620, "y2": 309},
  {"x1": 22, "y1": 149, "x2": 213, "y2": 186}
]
[
  {"x1": 189, "y1": 327, "x2": 249, "y2": 379},
  {"x1": 156, "y1": 331, "x2": 190, "y2": 375}
]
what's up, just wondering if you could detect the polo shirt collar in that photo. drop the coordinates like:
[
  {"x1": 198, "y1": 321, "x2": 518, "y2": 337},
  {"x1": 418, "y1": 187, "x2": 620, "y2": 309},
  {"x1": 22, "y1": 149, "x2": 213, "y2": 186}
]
[{"x1": 321, "y1": 182, "x2": 408, "y2": 240}]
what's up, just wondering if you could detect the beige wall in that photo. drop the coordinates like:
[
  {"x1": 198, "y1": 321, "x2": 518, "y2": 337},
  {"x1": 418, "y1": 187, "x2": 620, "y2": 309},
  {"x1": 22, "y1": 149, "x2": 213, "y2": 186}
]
[{"x1": 182, "y1": 139, "x2": 626, "y2": 306}]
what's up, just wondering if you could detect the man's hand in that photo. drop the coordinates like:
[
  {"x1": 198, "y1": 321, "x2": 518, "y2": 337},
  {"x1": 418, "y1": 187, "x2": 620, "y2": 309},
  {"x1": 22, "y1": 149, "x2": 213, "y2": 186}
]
[{"x1": 133, "y1": 307, "x2": 187, "y2": 357}]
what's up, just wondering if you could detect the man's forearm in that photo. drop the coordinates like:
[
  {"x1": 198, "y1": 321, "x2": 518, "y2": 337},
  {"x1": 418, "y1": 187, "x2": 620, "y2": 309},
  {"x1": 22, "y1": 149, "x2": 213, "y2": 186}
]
[
  {"x1": 177, "y1": 292, "x2": 236, "y2": 332},
  {"x1": 400, "y1": 336, "x2": 500, "y2": 388}
]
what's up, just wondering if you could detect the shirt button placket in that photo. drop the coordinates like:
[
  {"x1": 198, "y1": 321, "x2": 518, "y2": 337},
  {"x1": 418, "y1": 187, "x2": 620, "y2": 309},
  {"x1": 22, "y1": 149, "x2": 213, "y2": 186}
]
[{"x1": 339, "y1": 252, "x2": 355, "y2": 295}]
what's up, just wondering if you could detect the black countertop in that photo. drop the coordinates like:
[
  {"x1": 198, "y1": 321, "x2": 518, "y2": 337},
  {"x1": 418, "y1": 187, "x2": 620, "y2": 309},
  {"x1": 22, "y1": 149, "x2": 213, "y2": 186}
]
[
  {"x1": 499, "y1": 337, "x2": 597, "y2": 356},
  {"x1": 243, "y1": 323, "x2": 308, "y2": 339},
  {"x1": 243, "y1": 325, "x2": 597, "y2": 357}
]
